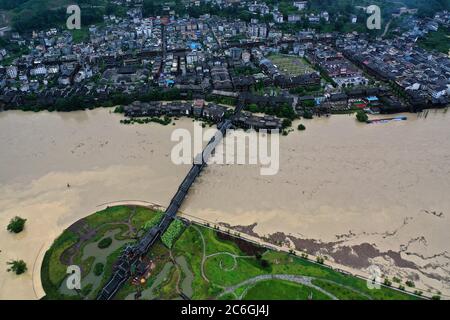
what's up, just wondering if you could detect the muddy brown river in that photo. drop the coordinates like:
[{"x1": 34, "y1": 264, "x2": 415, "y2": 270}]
[{"x1": 0, "y1": 108, "x2": 449, "y2": 299}]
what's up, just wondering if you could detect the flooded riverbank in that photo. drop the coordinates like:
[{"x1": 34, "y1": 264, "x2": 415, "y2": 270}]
[{"x1": 0, "y1": 108, "x2": 449, "y2": 298}]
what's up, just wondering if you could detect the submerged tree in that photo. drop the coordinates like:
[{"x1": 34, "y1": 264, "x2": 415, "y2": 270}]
[
  {"x1": 7, "y1": 260, "x2": 27, "y2": 275},
  {"x1": 356, "y1": 110, "x2": 369, "y2": 123},
  {"x1": 7, "y1": 216, "x2": 27, "y2": 233}
]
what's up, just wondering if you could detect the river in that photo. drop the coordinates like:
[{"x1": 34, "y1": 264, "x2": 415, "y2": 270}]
[{"x1": 0, "y1": 108, "x2": 449, "y2": 298}]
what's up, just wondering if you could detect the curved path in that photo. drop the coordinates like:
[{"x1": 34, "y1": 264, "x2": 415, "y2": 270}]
[
  {"x1": 205, "y1": 252, "x2": 254, "y2": 272},
  {"x1": 219, "y1": 274, "x2": 338, "y2": 300}
]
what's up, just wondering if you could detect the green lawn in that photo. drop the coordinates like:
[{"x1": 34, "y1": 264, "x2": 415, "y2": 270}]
[
  {"x1": 243, "y1": 279, "x2": 331, "y2": 300},
  {"x1": 312, "y1": 279, "x2": 369, "y2": 300},
  {"x1": 268, "y1": 54, "x2": 315, "y2": 76}
]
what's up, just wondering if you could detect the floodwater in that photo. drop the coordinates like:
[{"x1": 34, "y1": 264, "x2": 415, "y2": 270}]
[{"x1": 0, "y1": 108, "x2": 449, "y2": 299}]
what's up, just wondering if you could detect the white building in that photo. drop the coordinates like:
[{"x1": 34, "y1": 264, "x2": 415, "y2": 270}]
[
  {"x1": 293, "y1": 1, "x2": 308, "y2": 11},
  {"x1": 6, "y1": 66, "x2": 18, "y2": 79}
]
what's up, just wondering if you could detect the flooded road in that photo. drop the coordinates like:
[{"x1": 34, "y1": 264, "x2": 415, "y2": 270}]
[{"x1": 0, "y1": 108, "x2": 449, "y2": 298}]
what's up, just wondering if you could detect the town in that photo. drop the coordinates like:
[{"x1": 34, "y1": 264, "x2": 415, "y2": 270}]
[{"x1": 0, "y1": 0, "x2": 449, "y2": 127}]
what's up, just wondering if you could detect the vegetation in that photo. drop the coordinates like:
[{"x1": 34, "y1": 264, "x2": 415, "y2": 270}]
[
  {"x1": 311, "y1": 279, "x2": 368, "y2": 300},
  {"x1": 8, "y1": 88, "x2": 184, "y2": 113},
  {"x1": 7, "y1": 259, "x2": 27, "y2": 275},
  {"x1": 93, "y1": 262, "x2": 104, "y2": 276},
  {"x1": 356, "y1": 110, "x2": 368, "y2": 123},
  {"x1": 231, "y1": 66, "x2": 261, "y2": 76},
  {"x1": 120, "y1": 116, "x2": 172, "y2": 126},
  {"x1": 142, "y1": 211, "x2": 165, "y2": 231},
  {"x1": 243, "y1": 279, "x2": 331, "y2": 300},
  {"x1": 97, "y1": 237, "x2": 112, "y2": 249},
  {"x1": 6, "y1": 216, "x2": 27, "y2": 233},
  {"x1": 297, "y1": 124, "x2": 306, "y2": 131},
  {"x1": 161, "y1": 219, "x2": 185, "y2": 249},
  {"x1": 245, "y1": 102, "x2": 297, "y2": 122},
  {"x1": 418, "y1": 28, "x2": 450, "y2": 54},
  {"x1": 268, "y1": 54, "x2": 315, "y2": 76}
]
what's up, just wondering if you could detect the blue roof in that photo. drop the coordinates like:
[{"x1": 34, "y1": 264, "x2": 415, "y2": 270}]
[
  {"x1": 367, "y1": 96, "x2": 379, "y2": 101},
  {"x1": 190, "y1": 42, "x2": 201, "y2": 50}
]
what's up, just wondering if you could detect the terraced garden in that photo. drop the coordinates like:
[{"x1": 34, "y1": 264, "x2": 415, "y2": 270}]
[{"x1": 42, "y1": 205, "x2": 421, "y2": 300}]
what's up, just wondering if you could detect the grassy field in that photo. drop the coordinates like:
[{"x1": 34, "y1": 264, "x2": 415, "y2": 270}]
[
  {"x1": 243, "y1": 280, "x2": 331, "y2": 300},
  {"x1": 42, "y1": 205, "x2": 422, "y2": 300},
  {"x1": 268, "y1": 54, "x2": 315, "y2": 76}
]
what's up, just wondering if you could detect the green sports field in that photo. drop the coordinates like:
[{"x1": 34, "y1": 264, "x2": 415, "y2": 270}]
[{"x1": 268, "y1": 54, "x2": 316, "y2": 76}]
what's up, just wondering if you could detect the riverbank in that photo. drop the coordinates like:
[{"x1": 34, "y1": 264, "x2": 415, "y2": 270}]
[{"x1": 0, "y1": 108, "x2": 449, "y2": 299}]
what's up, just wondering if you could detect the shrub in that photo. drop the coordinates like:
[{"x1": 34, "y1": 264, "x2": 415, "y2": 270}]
[
  {"x1": 7, "y1": 216, "x2": 27, "y2": 233},
  {"x1": 142, "y1": 211, "x2": 164, "y2": 230},
  {"x1": 97, "y1": 237, "x2": 112, "y2": 249},
  {"x1": 383, "y1": 278, "x2": 392, "y2": 286},
  {"x1": 356, "y1": 110, "x2": 368, "y2": 122},
  {"x1": 297, "y1": 124, "x2": 306, "y2": 131},
  {"x1": 303, "y1": 110, "x2": 313, "y2": 119},
  {"x1": 93, "y1": 262, "x2": 104, "y2": 276},
  {"x1": 161, "y1": 219, "x2": 185, "y2": 248},
  {"x1": 282, "y1": 118, "x2": 292, "y2": 129},
  {"x1": 113, "y1": 105, "x2": 124, "y2": 113},
  {"x1": 431, "y1": 295, "x2": 441, "y2": 300},
  {"x1": 316, "y1": 256, "x2": 325, "y2": 264},
  {"x1": 260, "y1": 259, "x2": 271, "y2": 270},
  {"x1": 7, "y1": 260, "x2": 27, "y2": 275},
  {"x1": 405, "y1": 280, "x2": 415, "y2": 288}
]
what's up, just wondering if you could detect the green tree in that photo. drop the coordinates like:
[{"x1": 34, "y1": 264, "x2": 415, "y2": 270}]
[
  {"x1": 7, "y1": 216, "x2": 27, "y2": 233},
  {"x1": 297, "y1": 124, "x2": 306, "y2": 131},
  {"x1": 282, "y1": 118, "x2": 292, "y2": 129},
  {"x1": 94, "y1": 262, "x2": 104, "y2": 276},
  {"x1": 98, "y1": 237, "x2": 112, "y2": 249},
  {"x1": 7, "y1": 260, "x2": 27, "y2": 275},
  {"x1": 356, "y1": 110, "x2": 368, "y2": 123}
]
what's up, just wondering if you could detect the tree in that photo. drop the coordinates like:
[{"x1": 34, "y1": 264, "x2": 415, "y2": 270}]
[
  {"x1": 98, "y1": 237, "x2": 112, "y2": 249},
  {"x1": 94, "y1": 262, "x2": 104, "y2": 276},
  {"x1": 260, "y1": 259, "x2": 270, "y2": 269},
  {"x1": 7, "y1": 260, "x2": 27, "y2": 275},
  {"x1": 356, "y1": 110, "x2": 368, "y2": 123},
  {"x1": 297, "y1": 124, "x2": 306, "y2": 131},
  {"x1": 7, "y1": 216, "x2": 27, "y2": 233},
  {"x1": 405, "y1": 280, "x2": 415, "y2": 288},
  {"x1": 303, "y1": 110, "x2": 313, "y2": 119},
  {"x1": 282, "y1": 118, "x2": 292, "y2": 129}
]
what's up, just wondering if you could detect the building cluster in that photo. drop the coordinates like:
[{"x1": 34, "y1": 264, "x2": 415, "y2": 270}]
[
  {"x1": 306, "y1": 43, "x2": 369, "y2": 88},
  {"x1": 123, "y1": 98, "x2": 282, "y2": 130},
  {"x1": 340, "y1": 36, "x2": 450, "y2": 107},
  {"x1": 0, "y1": 2, "x2": 449, "y2": 114}
]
